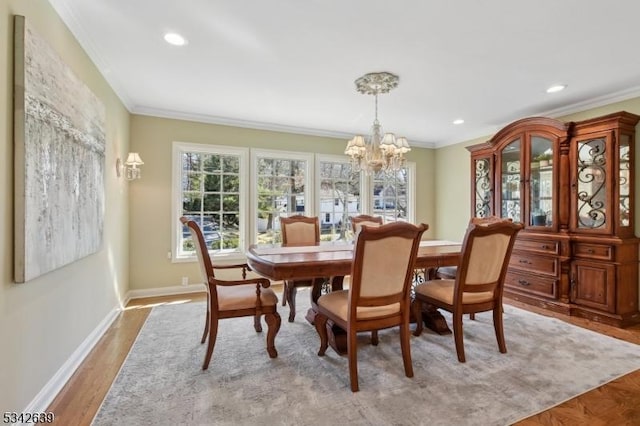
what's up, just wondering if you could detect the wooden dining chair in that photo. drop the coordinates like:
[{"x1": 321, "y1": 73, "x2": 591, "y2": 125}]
[
  {"x1": 181, "y1": 217, "x2": 281, "y2": 370},
  {"x1": 350, "y1": 215, "x2": 384, "y2": 344},
  {"x1": 350, "y1": 214, "x2": 383, "y2": 233},
  {"x1": 434, "y1": 216, "x2": 513, "y2": 320},
  {"x1": 314, "y1": 222, "x2": 428, "y2": 392},
  {"x1": 413, "y1": 220, "x2": 523, "y2": 362},
  {"x1": 280, "y1": 215, "x2": 323, "y2": 322}
]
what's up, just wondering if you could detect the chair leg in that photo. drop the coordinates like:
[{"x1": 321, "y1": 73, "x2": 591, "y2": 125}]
[
  {"x1": 254, "y1": 314, "x2": 262, "y2": 333},
  {"x1": 264, "y1": 312, "x2": 281, "y2": 358},
  {"x1": 315, "y1": 313, "x2": 329, "y2": 356},
  {"x1": 201, "y1": 305, "x2": 210, "y2": 344},
  {"x1": 371, "y1": 330, "x2": 379, "y2": 346},
  {"x1": 400, "y1": 321, "x2": 414, "y2": 378},
  {"x1": 469, "y1": 313, "x2": 475, "y2": 320},
  {"x1": 412, "y1": 299, "x2": 424, "y2": 336},
  {"x1": 282, "y1": 281, "x2": 288, "y2": 306},
  {"x1": 202, "y1": 318, "x2": 219, "y2": 370},
  {"x1": 348, "y1": 329, "x2": 359, "y2": 392},
  {"x1": 286, "y1": 283, "x2": 297, "y2": 322},
  {"x1": 493, "y1": 306, "x2": 507, "y2": 354},
  {"x1": 453, "y1": 312, "x2": 466, "y2": 363}
]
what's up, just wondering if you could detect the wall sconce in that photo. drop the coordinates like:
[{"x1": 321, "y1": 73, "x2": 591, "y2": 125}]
[{"x1": 116, "y1": 152, "x2": 144, "y2": 180}]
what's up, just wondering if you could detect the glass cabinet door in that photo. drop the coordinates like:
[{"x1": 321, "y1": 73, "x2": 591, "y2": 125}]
[
  {"x1": 473, "y1": 157, "x2": 492, "y2": 218},
  {"x1": 575, "y1": 136, "x2": 608, "y2": 231},
  {"x1": 619, "y1": 134, "x2": 631, "y2": 228},
  {"x1": 500, "y1": 139, "x2": 521, "y2": 221},
  {"x1": 529, "y1": 136, "x2": 554, "y2": 227}
]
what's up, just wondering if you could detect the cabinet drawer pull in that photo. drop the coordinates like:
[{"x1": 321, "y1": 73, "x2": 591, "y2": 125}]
[
  {"x1": 587, "y1": 248, "x2": 595, "y2": 254},
  {"x1": 518, "y1": 259, "x2": 532, "y2": 265},
  {"x1": 541, "y1": 244, "x2": 550, "y2": 250},
  {"x1": 518, "y1": 279, "x2": 530, "y2": 286}
]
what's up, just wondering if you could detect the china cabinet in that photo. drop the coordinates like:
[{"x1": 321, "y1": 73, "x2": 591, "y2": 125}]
[{"x1": 467, "y1": 112, "x2": 640, "y2": 327}]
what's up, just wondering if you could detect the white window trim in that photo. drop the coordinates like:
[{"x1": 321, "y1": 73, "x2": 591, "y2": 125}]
[
  {"x1": 250, "y1": 148, "x2": 314, "y2": 245},
  {"x1": 171, "y1": 141, "x2": 249, "y2": 263}
]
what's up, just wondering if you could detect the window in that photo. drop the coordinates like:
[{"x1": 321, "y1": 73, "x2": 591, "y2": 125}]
[
  {"x1": 316, "y1": 155, "x2": 362, "y2": 241},
  {"x1": 370, "y1": 164, "x2": 415, "y2": 223},
  {"x1": 172, "y1": 142, "x2": 248, "y2": 261},
  {"x1": 252, "y1": 149, "x2": 313, "y2": 245}
]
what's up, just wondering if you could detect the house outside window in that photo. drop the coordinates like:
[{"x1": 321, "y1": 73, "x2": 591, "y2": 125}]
[{"x1": 172, "y1": 142, "x2": 248, "y2": 261}]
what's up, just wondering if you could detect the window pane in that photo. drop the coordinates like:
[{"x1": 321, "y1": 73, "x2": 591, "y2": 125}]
[
  {"x1": 222, "y1": 194, "x2": 239, "y2": 211},
  {"x1": 203, "y1": 194, "x2": 220, "y2": 211},
  {"x1": 183, "y1": 193, "x2": 201, "y2": 211},
  {"x1": 223, "y1": 175, "x2": 239, "y2": 192},
  {"x1": 204, "y1": 174, "x2": 220, "y2": 192},
  {"x1": 182, "y1": 153, "x2": 200, "y2": 173},
  {"x1": 223, "y1": 156, "x2": 239, "y2": 173},
  {"x1": 183, "y1": 173, "x2": 201, "y2": 192},
  {"x1": 203, "y1": 155, "x2": 220, "y2": 173}
]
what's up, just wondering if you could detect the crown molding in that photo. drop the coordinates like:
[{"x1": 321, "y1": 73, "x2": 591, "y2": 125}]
[
  {"x1": 539, "y1": 85, "x2": 640, "y2": 118},
  {"x1": 133, "y1": 106, "x2": 437, "y2": 148}
]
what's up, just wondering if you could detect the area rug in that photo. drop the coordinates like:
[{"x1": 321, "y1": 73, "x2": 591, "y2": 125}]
[{"x1": 93, "y1": 293, "x2": 640, "y2": 425}]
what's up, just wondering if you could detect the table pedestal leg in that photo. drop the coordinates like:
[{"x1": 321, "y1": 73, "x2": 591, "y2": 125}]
[
  {"x1": 306, "y1": 276, "x2": 347, "y2": 355},
  {"x1": 421, "y1": 305, "x2": 452, "y2": 335}
]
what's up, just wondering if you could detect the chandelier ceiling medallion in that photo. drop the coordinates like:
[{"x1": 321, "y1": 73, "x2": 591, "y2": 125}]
[{"x1": 344, "y1": 72, "x2": 410, "y2": 174}]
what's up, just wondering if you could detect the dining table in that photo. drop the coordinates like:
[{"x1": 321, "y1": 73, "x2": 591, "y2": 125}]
[{"x1": 246, "y1": 240, "x2": 462, "y2": 354}]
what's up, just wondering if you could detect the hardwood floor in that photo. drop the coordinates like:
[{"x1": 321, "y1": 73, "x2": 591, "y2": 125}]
[{"x1": 46, "y1": 292, "x2": 640, "y2": 425}]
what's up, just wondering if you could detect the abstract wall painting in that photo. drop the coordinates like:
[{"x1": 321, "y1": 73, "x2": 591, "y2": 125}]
[{"x1": 14, "y1": 15, "x2": 106, "y2": 283}]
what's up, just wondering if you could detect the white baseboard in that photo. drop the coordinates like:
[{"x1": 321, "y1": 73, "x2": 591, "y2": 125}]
[
  {"x1": 21, "y1": 306, "x2": 121, "y2": 419},
  {"x1": 125, "y1": 283, "x2": 207, "y2": 301}
]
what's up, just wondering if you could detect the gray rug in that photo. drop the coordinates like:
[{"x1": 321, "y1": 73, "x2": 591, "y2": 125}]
[{"x1": 93, "y1": 292, "x2": 640, "y2": 425}]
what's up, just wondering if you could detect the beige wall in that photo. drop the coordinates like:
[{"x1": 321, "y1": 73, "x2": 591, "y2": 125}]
[
  {"x1": 434, "y1": 97, "x2": 640, "y2": 241},
  {"x1": 128, "y1": 115, "x2": 436, "y2": 289},
  {"x1": 0, "y1": 0, "x2": 130, "y2": 413}
]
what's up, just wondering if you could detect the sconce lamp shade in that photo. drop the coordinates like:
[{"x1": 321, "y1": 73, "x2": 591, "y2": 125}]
[{"x1": 125, "y1": 152, "x2": 144, "y2": 166}]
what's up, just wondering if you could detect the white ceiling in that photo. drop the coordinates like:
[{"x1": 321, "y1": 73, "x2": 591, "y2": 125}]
[{"x1": 49, "y1": 0, "x2": 640, "y2": 148}]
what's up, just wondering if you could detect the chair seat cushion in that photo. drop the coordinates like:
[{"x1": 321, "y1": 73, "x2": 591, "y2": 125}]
[
  {"x1": 218, "y1": 284, "x2": 278, "y2": 311},
  {"x1": 318, "y1": 290, "x2": 400, "y2": 321},
  {"x1": 414, "y1": 279, "x2": 493, "y2": 305}
]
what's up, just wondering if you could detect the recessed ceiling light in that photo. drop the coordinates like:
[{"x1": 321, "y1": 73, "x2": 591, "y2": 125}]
[
  {"x1": 453, "y1": 119, "x2": 465, "y2": 125},
  {"x1": 164, "y1": 32, "x2": 187, "y2": 46},
  {"x1": 546, "y1": 84, "x2": 567, "y2": 93}
]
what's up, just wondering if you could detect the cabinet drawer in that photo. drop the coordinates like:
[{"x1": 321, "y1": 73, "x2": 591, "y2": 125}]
[
  {"x1": 573, "y1": 243, "x2": 613, "y2": 261},
  {"x1": 514, "y1": 239, "x2": 559, "y2": 255},
  {"x1": 505, "y1": 271, "x2": 557, "y2": 298},
  {"x1": 509, "y1": 253, "x2": 558, "y2": 276}
]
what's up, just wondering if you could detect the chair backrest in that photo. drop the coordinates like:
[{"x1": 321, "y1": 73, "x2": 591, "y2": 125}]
[
  {"x1": 351, "y1": 214, "x2": 383, "y2": 233},
  {"x1": 455, "y1": 221, "x2": 523, "y2": 297},
  {"x1": 469, "y1": 216, "x2": 512, "y2": 225},
  {"x1": 349, "y1": 222, "x2": 428, "y2": 314},
  {"x1": 180, "y1": 217, "x2": 219, "y2": 303},
  {"x1": 280, "y1": 215, "x2": 320, "y2": 246}
]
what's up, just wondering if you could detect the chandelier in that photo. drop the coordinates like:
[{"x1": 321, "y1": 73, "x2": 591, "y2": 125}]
[{"x1": 345, "y1": 72, "x2": 410, "y2": 174}]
